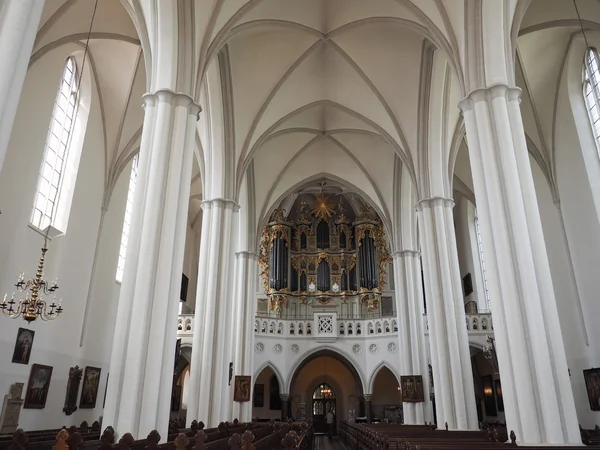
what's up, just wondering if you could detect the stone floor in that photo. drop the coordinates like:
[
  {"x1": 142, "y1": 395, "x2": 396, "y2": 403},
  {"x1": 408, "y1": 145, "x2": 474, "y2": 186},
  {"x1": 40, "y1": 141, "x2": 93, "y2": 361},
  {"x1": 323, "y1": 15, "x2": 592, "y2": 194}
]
[{"x1": 314, "y1": 436, "x2": 348, "y2": 449}]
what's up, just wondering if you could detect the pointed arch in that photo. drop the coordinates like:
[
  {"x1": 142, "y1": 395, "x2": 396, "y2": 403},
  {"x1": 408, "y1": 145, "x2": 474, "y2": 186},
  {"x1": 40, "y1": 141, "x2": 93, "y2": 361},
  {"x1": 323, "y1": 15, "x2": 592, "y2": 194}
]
[
  {"x1": 368, "y1": 362, "x2": 402, "y2": 394},
  {"x1": 253, "y1": 361, "x2": 285, "y2": 393},
  {"x1": 286, "y1": 346, "x2": 367, "y2": 394}
]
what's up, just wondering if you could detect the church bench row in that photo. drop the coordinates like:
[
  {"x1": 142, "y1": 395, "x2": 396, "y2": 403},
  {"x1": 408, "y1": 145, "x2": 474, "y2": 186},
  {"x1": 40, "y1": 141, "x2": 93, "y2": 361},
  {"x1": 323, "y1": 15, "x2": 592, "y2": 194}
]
[
  {"x1": 0, "y1": 422, "x2": 101, "y2": 443},
  {"x1": 2, "y1": 420, "x2": 313, "y2": 450},
  {"x1": 347, "y1": 423, "x2": 594, "y2": 449}
]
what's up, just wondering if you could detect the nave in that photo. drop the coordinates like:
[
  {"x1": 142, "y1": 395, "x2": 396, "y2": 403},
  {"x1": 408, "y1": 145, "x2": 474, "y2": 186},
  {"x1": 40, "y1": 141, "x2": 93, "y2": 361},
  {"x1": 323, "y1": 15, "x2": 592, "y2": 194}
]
[
  {"x1": 314, "y1": 436, "x2": 347, "y2": 450},
  {"x1": 3, "y1": 0, "x2": 600, "y2": 447}
]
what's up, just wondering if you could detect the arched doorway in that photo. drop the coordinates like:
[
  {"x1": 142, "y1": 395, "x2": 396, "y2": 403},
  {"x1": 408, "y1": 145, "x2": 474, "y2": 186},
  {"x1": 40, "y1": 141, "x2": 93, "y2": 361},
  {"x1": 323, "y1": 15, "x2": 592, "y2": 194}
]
[
  {"x1": 252, "y1": 364, "x2": 284, "y2": 421},
  {"x1": 312, "y1": 383, "x2": 336, "y2": 434},
  {"x1": 288, "y1": 349, "x2": 364, "y2": 433},
  {"x1": 371, "y1": 366, "x2": 402, "y2": 423}
]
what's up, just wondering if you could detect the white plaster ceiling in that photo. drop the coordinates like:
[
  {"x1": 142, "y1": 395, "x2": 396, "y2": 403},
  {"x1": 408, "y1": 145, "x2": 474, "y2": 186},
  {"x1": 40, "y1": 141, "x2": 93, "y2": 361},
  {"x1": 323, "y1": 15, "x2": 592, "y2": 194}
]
[{"x1": 197, "y1": 0, "x2": 468, "y2": 229}]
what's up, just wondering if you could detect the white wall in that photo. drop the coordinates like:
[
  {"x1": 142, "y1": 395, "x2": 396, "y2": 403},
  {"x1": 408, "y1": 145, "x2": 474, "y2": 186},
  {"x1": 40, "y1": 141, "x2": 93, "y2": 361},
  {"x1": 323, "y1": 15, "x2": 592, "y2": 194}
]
[
  {"x1": 0, "y1": 45, "x2": 130, "y2": 430},
  {"x1": 540, "y1": 54, "x2": 600, "y2": 427}
]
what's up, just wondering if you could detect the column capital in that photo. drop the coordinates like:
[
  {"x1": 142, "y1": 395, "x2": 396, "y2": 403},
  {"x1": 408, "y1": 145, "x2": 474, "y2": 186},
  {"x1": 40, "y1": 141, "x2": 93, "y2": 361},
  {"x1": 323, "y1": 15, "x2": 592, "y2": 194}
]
[
  {"x1": 363, "y1": 394, "x2": 372, "y2": 402},
  {"x1": 392, "y1": 249, "x2": 420, "y2": 258},
  {"x1": 415, "y1": 197, "x2": 454, "y2": 211},
  {"x1": 142, "y1": 89, "x2": 202, "y2": 118},
  {"x1": 201, "y1": 197, "x2": 240, "y2": 212},
  {"x1": 280, "y1": 394, "x2": 290, "y2": 402},
  {"x1": 236, "y1": 250, "x2": 258, "y2": 259},
  {"x1": 458, "y1": 84, "x2": 522, "y2": 112}
]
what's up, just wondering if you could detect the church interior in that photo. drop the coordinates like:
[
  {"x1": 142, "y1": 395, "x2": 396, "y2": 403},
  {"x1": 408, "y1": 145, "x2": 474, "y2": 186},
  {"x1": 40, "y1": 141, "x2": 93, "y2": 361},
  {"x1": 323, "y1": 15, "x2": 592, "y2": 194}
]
[{"x1": 1, "y1": 0, "x2": 600, "y2": 448}]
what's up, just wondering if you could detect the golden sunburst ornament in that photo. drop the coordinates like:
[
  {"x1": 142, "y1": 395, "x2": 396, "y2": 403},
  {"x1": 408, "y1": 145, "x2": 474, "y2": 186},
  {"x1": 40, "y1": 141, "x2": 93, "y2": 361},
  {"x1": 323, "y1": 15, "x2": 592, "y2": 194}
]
[{"x1": 311, "y1": 195, "x2": 336, "y2": 221}]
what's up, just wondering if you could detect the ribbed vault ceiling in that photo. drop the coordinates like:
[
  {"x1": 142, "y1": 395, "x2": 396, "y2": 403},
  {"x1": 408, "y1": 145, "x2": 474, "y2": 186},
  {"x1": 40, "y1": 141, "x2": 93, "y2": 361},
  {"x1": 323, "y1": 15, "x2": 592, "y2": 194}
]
[{"x1": 30, "y1": 0, "x2": 600, "y2": 232}]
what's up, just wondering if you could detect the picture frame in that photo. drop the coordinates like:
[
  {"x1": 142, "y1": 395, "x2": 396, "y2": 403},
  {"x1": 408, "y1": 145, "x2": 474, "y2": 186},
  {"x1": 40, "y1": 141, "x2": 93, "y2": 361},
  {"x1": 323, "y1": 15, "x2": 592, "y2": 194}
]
[
  {"x1": 494, "y1": 379, "x2": 504, "y2": 412},
  {"x1": 463, "y1": 273, "x2": 473, "y2": 296},
  {"x1": 80, "y1": 367, "x2": 102, "y2": 409},
  {"x1": 24, "y1": 364, "x2": 53, "y2": 409},
  {"x1": 103, "y1": 373, "x2": 109, "y2": 408},
  {"x1": 400, "y1": 375, "x2": 424, "y2": 403},
  {"x1": 234, "y1": 375, "x2": 251, "y2": 402},
  {"x1": 583, "y1": 368, "x2": 600, "y2": 411},
  {"x1": 12, "y1": 328, "x2": 34, "y2": 365}
]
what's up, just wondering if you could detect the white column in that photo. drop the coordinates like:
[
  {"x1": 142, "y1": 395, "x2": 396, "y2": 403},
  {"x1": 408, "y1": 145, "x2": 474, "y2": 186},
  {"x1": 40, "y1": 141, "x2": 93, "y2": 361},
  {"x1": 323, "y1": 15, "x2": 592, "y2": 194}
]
[
  {"x1": 0, "y1": 0, "x2": 44, "y2": 174},
  {"x1": 459, "y1": 85, "x2": 581, "y2": 445},
  {"x1": 103, "y1": 90, "x2": 200, "y2": 439},
  {"x1": 417, "y1": 198, "x2": 478, "y2": 431},
  {"x1": 231, "y1": 250, "x2": 257, "y2": 422},
  {"x1": 187, "y1": 198, "x2": 238, "y2": 426},
  {"x1": 393, "y1": 250, "x2": 431, "y2": 424}
]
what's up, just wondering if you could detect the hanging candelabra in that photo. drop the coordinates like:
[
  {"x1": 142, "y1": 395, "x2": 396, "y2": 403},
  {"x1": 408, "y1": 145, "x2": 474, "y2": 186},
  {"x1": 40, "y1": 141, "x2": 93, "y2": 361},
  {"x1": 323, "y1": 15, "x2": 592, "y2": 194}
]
[{"x1": 1, "y1": 238, "x2": 62, "y2": 322}]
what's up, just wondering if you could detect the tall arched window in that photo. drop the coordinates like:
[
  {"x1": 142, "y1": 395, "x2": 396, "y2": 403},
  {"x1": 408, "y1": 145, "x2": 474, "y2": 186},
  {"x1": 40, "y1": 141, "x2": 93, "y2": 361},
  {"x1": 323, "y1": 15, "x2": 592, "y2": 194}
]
[
  {"x1": 31, "y1": 57, "x2": 81, "y2": 231},
  {"x1": 116, "y1": 154, "x2": 140, "y2": 283},
  {"x1": 475, "y1": 215, "x2": 491, "y2": 310},
  {"x1": 583, "y1": 48, "x2": 600, "y2": 150}
]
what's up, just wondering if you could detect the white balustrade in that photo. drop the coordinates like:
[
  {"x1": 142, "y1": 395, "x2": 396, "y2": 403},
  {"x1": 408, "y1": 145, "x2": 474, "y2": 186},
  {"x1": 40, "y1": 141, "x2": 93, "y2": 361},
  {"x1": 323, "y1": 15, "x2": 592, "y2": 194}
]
[
  {"x1": 251, "y1": 315, "x2": 399, "y2": 338},
  {"x1": 423, "y1": 312, "x2": 493, "y2": 346},
  {"x1": 177, "y1": 314, "x2": 194, "y2": 336}
]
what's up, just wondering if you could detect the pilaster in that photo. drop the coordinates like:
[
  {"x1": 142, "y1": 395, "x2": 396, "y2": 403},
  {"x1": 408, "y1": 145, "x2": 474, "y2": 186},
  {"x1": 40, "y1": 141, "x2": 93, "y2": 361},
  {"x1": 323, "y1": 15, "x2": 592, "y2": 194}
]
[
  {"x1": 187, "y1": 198, "x2": 239, "y2": 426},
  {"x1": 232, "y1": 250, "x2": 258, "y2": 422},
  {"x1": 103, "y1": 90, "x2": 200, "y2": 439},
  {"x1": 416, "y1": 197, "x2": 478, "y2": 431},
  {"x1": 392, "y1": 249, "x2": 431, "y2": 425},
  {"x1": 363, "y1": 394, "x2": 373, "y2": 424},
  {"x1": 459, "y1": 84, "x2": 581, "y2": 445},
  {"x1": 280, "y1": 394, "x2": 290, "y2": 421}
]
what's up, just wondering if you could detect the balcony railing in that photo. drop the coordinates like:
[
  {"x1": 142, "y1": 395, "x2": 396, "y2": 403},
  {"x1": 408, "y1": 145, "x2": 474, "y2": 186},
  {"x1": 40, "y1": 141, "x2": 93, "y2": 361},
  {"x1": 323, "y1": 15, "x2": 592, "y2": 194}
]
[
  {"x1": 177, "y1": 314, "x2": 194, "y2": 337},
  {"x1": 253, "y1": 316, "x2": 398, "y2": 338},
  {"x1": 423, "y1": 312, "x2": 493, "y2": 338},
  {"x1": 176, "y1": 312, "x2": 493, "y2": 341}
]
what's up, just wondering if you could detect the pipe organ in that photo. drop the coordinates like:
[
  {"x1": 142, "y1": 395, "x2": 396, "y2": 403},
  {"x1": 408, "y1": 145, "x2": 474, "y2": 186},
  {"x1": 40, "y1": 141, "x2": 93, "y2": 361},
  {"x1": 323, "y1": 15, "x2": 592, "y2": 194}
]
[{"x1": 258, "y1": 195, "x2": 392, "y2": 316}]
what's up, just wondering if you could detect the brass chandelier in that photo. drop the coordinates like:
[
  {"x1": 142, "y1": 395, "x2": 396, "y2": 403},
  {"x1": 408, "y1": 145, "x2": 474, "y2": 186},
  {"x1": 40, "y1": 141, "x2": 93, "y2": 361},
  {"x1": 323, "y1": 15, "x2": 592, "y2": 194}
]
[{"x1": 1, "y1": 237, "x2": 62, "y2": 322}]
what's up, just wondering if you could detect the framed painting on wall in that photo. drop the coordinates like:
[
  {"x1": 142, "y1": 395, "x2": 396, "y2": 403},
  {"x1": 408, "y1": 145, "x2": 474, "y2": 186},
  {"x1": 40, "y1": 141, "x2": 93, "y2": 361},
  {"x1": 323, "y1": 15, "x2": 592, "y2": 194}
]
[
  {"x1": 12, "y1": 328, "x2": 34, "y2": 365},
  {"x1": 463, "y1": 273, "x2": 473, "y2": 296},
  {"x1": 400, "y1": 375, "x2": 424, "y2": 402},
  {"x1": 583, "y1": 368, "x2": 600, "y2": 411},
  {"x1": 80, "y1": 367, "x2": 101, "y2": 409},
  {"x1": 234, "y1": 376, "x2": 251, "y2": 402},
  {"x1": 494, "y1": 379, "x2": 504, "y2": 412},
  {"x1": 24, "y1": 364, "x2": 53, "y2": 409}
]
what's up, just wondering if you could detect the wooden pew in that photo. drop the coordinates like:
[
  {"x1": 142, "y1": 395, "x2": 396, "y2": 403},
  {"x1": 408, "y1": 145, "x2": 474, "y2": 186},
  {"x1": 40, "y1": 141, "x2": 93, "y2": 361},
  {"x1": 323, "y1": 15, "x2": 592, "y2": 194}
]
[
  {"x1": 1, "y1": 419, "x2": 313, "y2": 450},
  {"x1": 343, "y1": 421, "x2": 594, "y2": 450}
]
